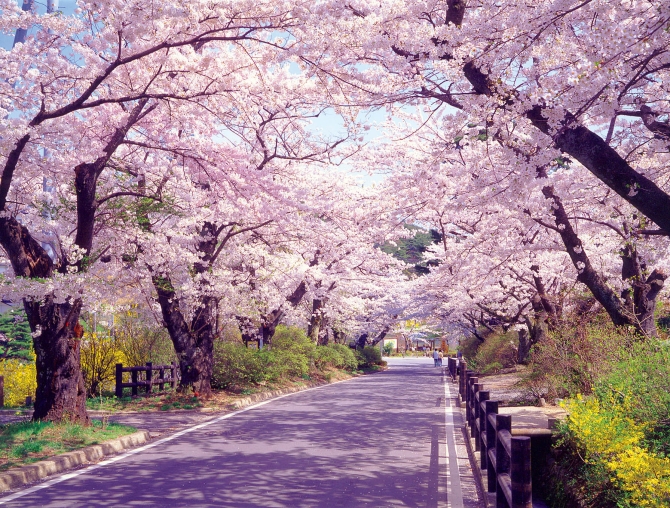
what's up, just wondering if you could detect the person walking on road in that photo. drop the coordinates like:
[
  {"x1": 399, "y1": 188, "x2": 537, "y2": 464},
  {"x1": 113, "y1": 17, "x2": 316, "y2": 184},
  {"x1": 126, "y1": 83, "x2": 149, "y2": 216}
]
[
  {"x1": 432, "y1": 349, "x2": 439, "y2": 367},
  {"x1": 438, "y1": 350, "x2": 443, "y2": 367}
]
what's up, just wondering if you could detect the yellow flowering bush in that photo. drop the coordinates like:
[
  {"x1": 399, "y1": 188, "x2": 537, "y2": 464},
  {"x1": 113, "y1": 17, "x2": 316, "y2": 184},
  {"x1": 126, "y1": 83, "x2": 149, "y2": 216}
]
[
  {"x1": 563, "y1": 395, "x2": 670, "y2": 507},
  {"x1": 0, "y1": 359, "x2": 37, "y2": 407}
]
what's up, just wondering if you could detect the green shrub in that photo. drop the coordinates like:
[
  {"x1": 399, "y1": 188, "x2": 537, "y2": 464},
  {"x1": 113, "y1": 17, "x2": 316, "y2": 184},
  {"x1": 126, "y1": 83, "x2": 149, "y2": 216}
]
[
  {"x1": 266, "y1": 349, "x2": 309, "y2": 380},
  {"x1": 522, "y1": 319, "x2": 634, "y2": 400},
  {"x1": 313, "y1": 346, "x2": 343, "y2": 369},
  {"x1": 211, "y1": 342, "x2": 266, "y2": 389},
  {"x1": 272, "y1": 325, "x2": 316, "y2": 359},
  {"x1": 356, "y1": 345, "x2": 382, "y2": 368},
  {"x1": 593, "y1": 341, "x2": 670, "y2": 457},
  {"x1": 470, "y1": 330, "x2": 517, "y2": 372},
  {"x1": 327, "y1": 344, "x2": 358, "y2": 371}
]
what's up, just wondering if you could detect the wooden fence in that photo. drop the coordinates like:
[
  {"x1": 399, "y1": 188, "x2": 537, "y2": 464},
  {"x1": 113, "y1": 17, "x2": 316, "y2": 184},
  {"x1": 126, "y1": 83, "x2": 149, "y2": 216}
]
[
  {"x1": 115, "y1": 362, "x2": 179, "y2": 398},
  {"x1": 455, "y1": 358, "x2": 533, "y2": 508}
]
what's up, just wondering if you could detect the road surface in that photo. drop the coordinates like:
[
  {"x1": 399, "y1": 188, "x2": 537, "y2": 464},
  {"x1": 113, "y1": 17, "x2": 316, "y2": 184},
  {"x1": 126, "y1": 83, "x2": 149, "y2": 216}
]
[{"x1": 0, "y1": 358, "x2": 482, "y2": 507}]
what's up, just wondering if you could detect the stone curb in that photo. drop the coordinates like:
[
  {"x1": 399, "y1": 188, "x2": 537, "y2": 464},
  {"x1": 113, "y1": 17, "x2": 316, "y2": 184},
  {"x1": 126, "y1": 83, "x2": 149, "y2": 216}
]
[
  {"x1": 0, "y1": 429, "x2": 150, "y2": 493},
  {"x1": 227, "y1": 377, "x2": 353, "y2": 409},
  {"x1": 0, "y1": 372, "x2": 367, "y2": 494}
]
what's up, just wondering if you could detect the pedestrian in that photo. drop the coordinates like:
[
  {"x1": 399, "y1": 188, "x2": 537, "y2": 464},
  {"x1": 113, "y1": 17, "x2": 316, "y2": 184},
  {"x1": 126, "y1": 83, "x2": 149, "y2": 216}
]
[
  {"x1": 438, "y1": 350, "x2": 443, "y2": 367},
  {"x1": 432, "y1": 349, "x2": 439, "y2": 367}
]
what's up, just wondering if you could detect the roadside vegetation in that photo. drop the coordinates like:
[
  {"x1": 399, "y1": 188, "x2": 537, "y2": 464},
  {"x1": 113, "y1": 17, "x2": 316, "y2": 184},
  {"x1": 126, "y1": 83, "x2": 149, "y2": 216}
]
[
  {"x1": 0, "y1": 420, "x2": 136, "y2": 472},
  {"x1": 459, "y1": 309, "x2": 670, "y2": 508}
]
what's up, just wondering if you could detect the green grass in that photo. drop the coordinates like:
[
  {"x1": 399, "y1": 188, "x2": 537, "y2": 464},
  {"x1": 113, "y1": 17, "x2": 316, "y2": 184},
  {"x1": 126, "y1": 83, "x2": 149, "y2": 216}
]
[{"x1": 0, "y1": 420, "x2": 136, "y2": 471}]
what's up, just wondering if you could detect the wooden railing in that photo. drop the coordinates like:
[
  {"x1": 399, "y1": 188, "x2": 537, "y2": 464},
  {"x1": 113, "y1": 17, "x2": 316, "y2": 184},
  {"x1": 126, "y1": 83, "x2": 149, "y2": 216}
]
[
  {"x1": 115, "y1": 362, "x2": 179, "y2": 398},
  {"x1": 457, "y1": 359, "x2": 533, "y2": 508}
]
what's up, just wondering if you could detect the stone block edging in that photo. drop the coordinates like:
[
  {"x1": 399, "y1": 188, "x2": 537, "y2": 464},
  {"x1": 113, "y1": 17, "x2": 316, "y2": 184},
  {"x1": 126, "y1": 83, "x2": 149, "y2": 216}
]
[{"x1": 0, "y1": 430, "x2": 150, "y2": 493}]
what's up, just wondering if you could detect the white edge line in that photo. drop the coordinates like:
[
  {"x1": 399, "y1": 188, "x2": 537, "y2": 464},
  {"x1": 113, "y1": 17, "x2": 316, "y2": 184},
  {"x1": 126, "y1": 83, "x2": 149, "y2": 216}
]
[
  {"x1": 444, "y1": 370, "x2": 464, "y2": 508},
  {"x1": 0, "y1": 377, "x2": 358, "y2": 505}
]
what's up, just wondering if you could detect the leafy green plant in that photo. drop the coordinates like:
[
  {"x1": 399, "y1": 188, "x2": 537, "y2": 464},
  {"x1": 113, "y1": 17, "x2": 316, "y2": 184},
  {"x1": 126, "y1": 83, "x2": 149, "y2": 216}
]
[
  {"x1": 0, "y1": 309, "x2": 32, "y2": 361},
  {"x1": 327, "y1": 344, "x2": 358, "y2": 371}
]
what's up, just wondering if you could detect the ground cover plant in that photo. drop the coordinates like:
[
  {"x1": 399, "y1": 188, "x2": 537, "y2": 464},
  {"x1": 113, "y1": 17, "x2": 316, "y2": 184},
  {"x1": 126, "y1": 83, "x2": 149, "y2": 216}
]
[{"x1": 0, "y1": 420, "x2": 136, "y2": 472}]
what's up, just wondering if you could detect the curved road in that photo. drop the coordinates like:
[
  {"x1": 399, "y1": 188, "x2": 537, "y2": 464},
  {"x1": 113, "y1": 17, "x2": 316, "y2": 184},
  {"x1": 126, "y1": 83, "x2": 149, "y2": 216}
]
[{"x1": 0, "y1": 358, "x2": 482, "y2": 507}]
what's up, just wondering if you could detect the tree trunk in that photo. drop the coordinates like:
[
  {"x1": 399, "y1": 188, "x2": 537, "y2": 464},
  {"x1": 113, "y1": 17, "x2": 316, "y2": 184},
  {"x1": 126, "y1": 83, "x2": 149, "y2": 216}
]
[
  {"x1": 621, "y1": 244, "x2": 666, "y2": 338},
  {"x1": 517, "y1": 328, "x2": 531, "y2": 365},
  {"x1": 308, "y1": 298, "x2": 325, "y2": 344},
  {"x1": 24, "y1": 296, "x2": 89, "y2": 423},
  {"x1": 153, "y1": 276, "x2": 214, "y2": 396}
]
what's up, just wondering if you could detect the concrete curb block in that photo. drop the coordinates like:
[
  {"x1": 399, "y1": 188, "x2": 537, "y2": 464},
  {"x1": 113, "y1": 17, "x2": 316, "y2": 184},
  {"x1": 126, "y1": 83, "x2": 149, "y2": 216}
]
[
  {"x1": 228, "y1": 378, "x2": 345, "y2": 409},
  {"x1": 0, "y1": 429, "x2": 150, "y2": 493}
]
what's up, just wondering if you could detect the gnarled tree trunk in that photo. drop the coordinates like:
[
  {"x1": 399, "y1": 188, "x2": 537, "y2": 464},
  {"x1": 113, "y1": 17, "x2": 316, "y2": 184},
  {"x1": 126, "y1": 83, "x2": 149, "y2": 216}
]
[
  {"x1": 154, "y1": 276, "x2": 215, "y2": 396},
  {"x1": 25, "y1": 296, "x2": 89, "y2": 423}
]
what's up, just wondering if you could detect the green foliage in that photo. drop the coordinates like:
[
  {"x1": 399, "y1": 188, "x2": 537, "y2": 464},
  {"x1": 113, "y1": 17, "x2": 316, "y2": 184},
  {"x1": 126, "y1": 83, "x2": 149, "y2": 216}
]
[
  {"x1": 0, "y1": 309, "x2": 32, "y2": 362},
  {"x1": 212, "y1": 327, "x2": 359, "y2": 389},
  {"x1": 535, "y1": 321, "x2": 670, "y2": 507},
  {"x1": 379, "y1": 224, "x2": 442, "y2": 276},
  {"x1": 383, "y1": 341, "x2": 394, "y2": 356},
  {"x1": 327, "y1": 343, "x2": 358, "y2": 370},
  {"x1": 594, "y1": 342, "x2": 670, "y2": 457},
  {"x1": 272, "y1": 325, "x2": 316, "y2": 358},
  {"x1": 80, "y1": 311, "x2": 175, "y2": 397},
  {"x1": 522, "y1": 319, "x2": 634, "y2": 400},
  {"x1": 469, "y1": 331, "x2": 517, "y2": 372},
  {"x1": 458, "y1": 333, "x2": 483, "y2": 361},
  {"x1": 0, "y1": 420, "x2": 136, "y2": 471},
  {"x1": 313, "y1": 346, "x2": 343, "y2": 369},
  {"x1": 356, "y1": 345, "x2": 383, "y2": 368},
  {"x1": 211, "y1": 342, "x2": 267, "y2": 388}
]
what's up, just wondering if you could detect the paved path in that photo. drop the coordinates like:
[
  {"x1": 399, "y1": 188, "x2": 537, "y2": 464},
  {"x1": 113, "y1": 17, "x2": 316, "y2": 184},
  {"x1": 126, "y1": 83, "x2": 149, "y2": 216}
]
[{"x1": 0, "y1": 358, "x2": 482, "y2": 507}]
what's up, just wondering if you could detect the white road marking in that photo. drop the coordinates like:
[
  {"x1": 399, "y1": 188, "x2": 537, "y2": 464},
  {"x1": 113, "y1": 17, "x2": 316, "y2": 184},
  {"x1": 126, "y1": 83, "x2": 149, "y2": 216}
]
[
  {"x1": 444, "y1": 370, "x2": 464, "y2": 508},
  {"x1": 0, "y1": 378, "x2": 356, "y2": 505}
]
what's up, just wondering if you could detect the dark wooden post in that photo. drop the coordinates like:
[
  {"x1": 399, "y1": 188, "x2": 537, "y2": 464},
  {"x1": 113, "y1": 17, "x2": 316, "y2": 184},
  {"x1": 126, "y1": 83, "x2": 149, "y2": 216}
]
[
  {"x1": 465, "y1": 370, "x2": 474, "y2": 409},
  {"x1": 484, "y1": 400, "x2": 499, "y2": 491},
  {"x1": 459, "y1": 361, "x2": 467, "y2": 399},
  {"x1": 476, "y1": 389, "x2": 489, "y2": 451},
  {"x1": 0, "y1": 375, "x2": 4, "y2": 408},
  {"x1": 496, "y1": 414, "x2": 512, "y2": 508},
  {"x1": 115, "y1": 363, "x2": 123, "y2": 398},
  {"x1": 471, "y1": 381, "x2": 482, "y2": 438},
  {"x1": 131, "y1": 369, "x2": 138, "y2": 397},
  {"x1": 467, "y1": 376, "x2": 479, "y2": 430},
  {"x1": 145, "y1": 362, "x2": 153, "y2": 395},
  {"x1": 511, "y1": 436, "x2": 532, "y2": 508},
  {"x1": 159, "y1": 366, "x2": 165, "y2": 391}
]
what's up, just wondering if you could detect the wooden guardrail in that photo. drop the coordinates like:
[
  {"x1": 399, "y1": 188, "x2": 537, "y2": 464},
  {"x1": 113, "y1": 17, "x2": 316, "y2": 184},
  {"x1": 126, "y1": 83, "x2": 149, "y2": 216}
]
[
  {"x1": 115, "y1": 362, "x2": 179, "y2": 398},
  {"x1": 456, "y1": 358, "x2": 533, "y2": 508}
]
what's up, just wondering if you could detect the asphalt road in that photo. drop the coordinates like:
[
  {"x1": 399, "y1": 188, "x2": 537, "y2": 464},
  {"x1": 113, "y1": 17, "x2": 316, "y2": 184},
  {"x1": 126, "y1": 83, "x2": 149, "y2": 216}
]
[{"x1": 0, "y1": 358, "x2": 481, "y2": 507}]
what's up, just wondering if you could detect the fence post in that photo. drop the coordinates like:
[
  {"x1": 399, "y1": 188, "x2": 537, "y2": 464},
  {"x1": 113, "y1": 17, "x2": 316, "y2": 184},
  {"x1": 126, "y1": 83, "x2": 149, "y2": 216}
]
[
  {"x1": 0, "y1": 375, "x2": 4, "y2": 408},
  {"x1": 145, "y1": 362, "x2": 153, "y2": 395},
  {"x1": 131, "y1": 369, "x2": 138, "y2": 397},
  {"x1": 459, "y1": 361, "x2": 467, "y2": 400},
  {"x1": 476, "y1": 389, "x2": 490, "y2": 452},
  {"x1": 465, "y1": 369, "x2": 474, "y2": 409},
  {"x1": 496, "y1": 414, "x2": 512, "y2": 508},
  {"x1": 115, "y1": 363, "x2": 123, "y2": 398},
  {"x1": 471, "y1": 381, "x2": 481, "y2": 438},
  {"x1": 159, "y1": 366, "x2": 165, "y2": 391},
  {"x1": 511, "y1": 436, "x2": 532, "y2": 508},
  {"x1": 467, "y1": 376, "x2": 479, "y2": 430},
  {"x1": 485, "y1": 400, "x2": 499, "y2": 492}
]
